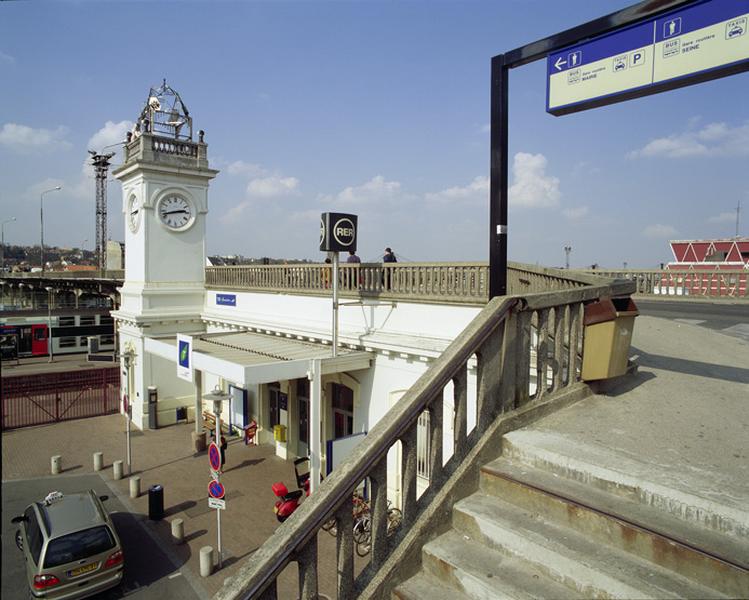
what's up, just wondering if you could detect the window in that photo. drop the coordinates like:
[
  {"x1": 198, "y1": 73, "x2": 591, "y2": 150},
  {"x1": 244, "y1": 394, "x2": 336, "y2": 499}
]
[
  {"x1": 59, "y1": 337, "x2": 77, "y2": 348},
  {"x1": 297, "y1": 379, "x2": 310, "y2": 446},
  {"x1": 43, "y1": 526, "x2": 115, "y2": 568},
  {"x1": 34, "y1": 328, "x2": 47, "y2": 341},
  {"x1": 59, "y1": 316, "x2": 75, "y2": 326},
  {"x1": 100, "y1": 316, "x2": 113, "y2": 325},
  {"x1": 331, "y1": 383, "x2": 354, "y2": 439},
  {"x1": 100, "y1": 335, "x2": 114, "y2": 345},
  {"x1": 24, "y1": 507, "x2": 43, "y2": 565},
  {"x1": 79, "y1": 316, "x2": 95, "y2": 326}
]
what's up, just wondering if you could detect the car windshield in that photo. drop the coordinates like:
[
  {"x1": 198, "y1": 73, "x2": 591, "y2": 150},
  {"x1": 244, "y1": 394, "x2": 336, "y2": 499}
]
[{"x1": 43, "y1": 526, "x2": 115, "y2": 568}]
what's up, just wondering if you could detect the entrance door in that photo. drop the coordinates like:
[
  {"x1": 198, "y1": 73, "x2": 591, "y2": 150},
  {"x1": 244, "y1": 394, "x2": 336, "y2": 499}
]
[
  {"x1": 331, "y1": 383, "x2": 354, "y2": 439},
  {"x1": 229, "y1": 385, "x2": 248, "y2": 434},
  {"x1": 30, "y1": 324, "x2": 47, "y2": 356}
]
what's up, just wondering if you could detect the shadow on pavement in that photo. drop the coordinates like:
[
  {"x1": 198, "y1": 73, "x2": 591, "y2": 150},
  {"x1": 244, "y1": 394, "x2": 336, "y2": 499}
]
[
  {"x1": 223, "y1": 457, "x2": 265, "y2": 473},
  {"x1": 183, "y1": 529, "x2": 208, "y2": 543},
  {"x1": 632, "y1": 346, "x2": 749, "y2": 383},
  {"x1": 165, "y1": 499, "x2": 197, "y2": 517},
  {"x1": 63, "y1": 464, "x2": 83, "y2": 473}
]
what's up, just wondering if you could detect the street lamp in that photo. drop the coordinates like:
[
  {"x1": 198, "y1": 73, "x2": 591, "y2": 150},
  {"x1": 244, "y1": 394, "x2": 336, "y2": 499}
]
[
  {"x1": 45, "y1": 286, "x2": 54, "y2": 362},
  {"x1": 40, "y1": 186, "x2": 62, "y2": 273},
  {"x1": 1, "y1": 216, "x2": 16, "y2": 272}
]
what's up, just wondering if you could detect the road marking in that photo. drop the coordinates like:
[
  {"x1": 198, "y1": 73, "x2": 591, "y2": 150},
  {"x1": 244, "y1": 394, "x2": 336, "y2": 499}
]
[
  {"x1": 168, "y1": 571, "x2": 183, "y2": 579},
  {"x1": 721, "y1": 323, "x2": 749, "y2": 342},
  {"x1": 674, "y1": 318, "x2": 705, "y2": 326}
]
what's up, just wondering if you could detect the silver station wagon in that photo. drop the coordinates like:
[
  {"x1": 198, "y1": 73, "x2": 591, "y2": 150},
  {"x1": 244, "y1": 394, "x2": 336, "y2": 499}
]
[{"x1": 12, "y1": 490, "x2": 124, "y2": 599}]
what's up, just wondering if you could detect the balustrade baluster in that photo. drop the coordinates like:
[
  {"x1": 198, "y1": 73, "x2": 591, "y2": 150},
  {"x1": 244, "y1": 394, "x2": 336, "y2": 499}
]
[
  {"x1": 369, "y1": 457, "x2": 389, "y2": 570},
  {"x1": 536, "y1": 308, "x2": 550, "y2": 399},
  {"x1": 499, "y1": 311, "x2": 518, "y2": 412},
  {"x1": 296, "y1": 536, "x2": 318, "y2": 600},
  {"x1": 553, "y1": 306, "x2": 565, "y2": 391},
  {"x1": 428, "y1": 395, "x2": 444, "y2": 486},
  {"x1": 452, "y1": 365, "x2": 468, "y2": 460},
  {"x1": 515, "y1": 310, "x2": 532, "y2": 407},
  {"x1": 335, "y1": 499, "x2": 354, "y2": 597},
  {"x1": 568, "y1": 303, "x2": 581, "y2": 382},
  {"x1": 400, "y1": 424, "x2": 418, "y2": 527},
  {"x1": 476, "y1": 324, "x2": 503, "y2": 428}
]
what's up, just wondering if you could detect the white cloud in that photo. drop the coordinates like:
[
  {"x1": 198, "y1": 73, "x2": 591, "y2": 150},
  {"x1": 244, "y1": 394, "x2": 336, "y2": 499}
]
[
  {"x1": 642, "y1": 224, "x2": 677, "y2": 239},
  {"x1": 0, "y1": 51, "x2": 15, "y2": 65},
  {"x1": 227, "y1": 160, "x2": 267, "y2": 177},
  {"x1": 425, "y1": 176, "x2": 487, "y2": 204},
  {"x1": 562, "y1": 206, "x2": 589, "y2": 220},
  {"x1": 327, "y1": 175, "x2": 403, "y2": 206},
  {"x1": 628, "y1": 120, "x2": 749, "y2": 159},
  {"x1": 247, "y1": 175, "x2": 300, "y2": 198},
  {"x1": 220, "y1": 201, "x2": 252, "y2": 224},
  {"x1": 508, "y1": 152, "x2": 560, "y2": 208},
  {"x1": 708, "y1": 211, "x2": 737, "y2": 224},
  {"x1": 87, "y1": 120, "x2": 132, "y2": 153},
  {"x1": 479, "y1": 123, "x2": 490, "y2": 134},
  {"x1": 0, "y1": 123, "x2": 71, "y2": 152}
]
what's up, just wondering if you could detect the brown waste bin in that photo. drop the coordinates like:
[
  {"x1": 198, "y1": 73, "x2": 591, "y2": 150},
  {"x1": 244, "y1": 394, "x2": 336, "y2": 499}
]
[{"x1": 581, "y1": 296, "x2": 639, "y2": 381}]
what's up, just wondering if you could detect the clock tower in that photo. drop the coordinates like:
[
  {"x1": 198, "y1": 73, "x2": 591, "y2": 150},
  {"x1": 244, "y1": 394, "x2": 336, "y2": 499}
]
[{"x1": 112, "y1": 81, "x2": 219, "y2": 428}]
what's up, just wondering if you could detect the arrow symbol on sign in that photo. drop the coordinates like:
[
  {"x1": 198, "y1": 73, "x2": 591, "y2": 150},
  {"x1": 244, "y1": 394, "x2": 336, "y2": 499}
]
[{"x1": 554, "y1": 57, "x2": 567, "y2": 71}]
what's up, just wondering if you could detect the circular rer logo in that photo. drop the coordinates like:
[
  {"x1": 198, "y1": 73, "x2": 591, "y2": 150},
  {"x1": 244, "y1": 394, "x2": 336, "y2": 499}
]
[
  {"x1": 319, "y1": 217, "x2": 326, "y2": 246},
  {"x1": 332, "y1": 217, "x2": 356, "y2": 247}
]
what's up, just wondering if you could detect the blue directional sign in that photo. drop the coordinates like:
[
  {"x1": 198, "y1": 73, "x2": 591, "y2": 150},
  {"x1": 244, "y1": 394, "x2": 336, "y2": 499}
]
[
  {"x1": 216, "y1": 293, "x2": 236, "y2": 307},
  {"x1": 547, "y1": 0, "x2": 749, "y2": 115}
]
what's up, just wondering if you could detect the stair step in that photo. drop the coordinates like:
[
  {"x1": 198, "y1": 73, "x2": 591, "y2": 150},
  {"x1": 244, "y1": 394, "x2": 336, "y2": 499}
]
[
  {"x1": 392, "y1": 572, "x2": 473, "y2": 600},
  {"x1": 501, "y1": 429, "x2": 749, "y2": 539},
  {"x1": 480, "y1": 456, "x2": 749, "y2": 597},
  {"x1": 421, "y1": 529, "x2": 578, "y2": 599},
  {"x1": 452, "y1": 492, "x2": 727, "y2": 599}
]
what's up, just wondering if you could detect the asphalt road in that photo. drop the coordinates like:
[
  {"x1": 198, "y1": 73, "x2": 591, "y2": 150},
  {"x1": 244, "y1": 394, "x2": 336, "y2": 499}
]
[
  {"x1": 636, "y1": 299, "x2": 749, "y2": 342},
  {"x1": 2, "y1": 474, "x2": 203, "y2": 600}
]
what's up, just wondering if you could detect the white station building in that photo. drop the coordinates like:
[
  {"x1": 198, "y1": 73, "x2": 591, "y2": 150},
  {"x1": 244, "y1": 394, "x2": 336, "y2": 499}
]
[{"x1": 112, "y1": 83, "x2": 480, "y2": 498}]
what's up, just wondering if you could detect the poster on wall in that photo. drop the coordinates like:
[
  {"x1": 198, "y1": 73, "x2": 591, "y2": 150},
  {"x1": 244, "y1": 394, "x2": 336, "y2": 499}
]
[{"x1": 177, "y1": 334, "x2": 193, "y2": 382}]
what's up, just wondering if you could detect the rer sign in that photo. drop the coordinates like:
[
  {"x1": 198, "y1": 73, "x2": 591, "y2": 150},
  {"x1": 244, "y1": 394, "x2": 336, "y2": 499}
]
[{"x1": 547, "y1": 0, "x2": 749, "y2": 115}]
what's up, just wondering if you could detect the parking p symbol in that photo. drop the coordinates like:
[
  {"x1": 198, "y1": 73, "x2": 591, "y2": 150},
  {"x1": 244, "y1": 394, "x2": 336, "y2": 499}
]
[{"x1": 630, "y1": 50, "x2": 646, "y2": 67}]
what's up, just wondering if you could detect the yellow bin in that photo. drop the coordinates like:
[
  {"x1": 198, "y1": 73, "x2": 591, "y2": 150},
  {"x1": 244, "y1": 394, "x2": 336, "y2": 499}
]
[
  {"x1": 273, "y1": 424, "x2": 287, "y2": 443},
  {"x1": 581, "y1": 297, "x2": 639, "y2": 381}
]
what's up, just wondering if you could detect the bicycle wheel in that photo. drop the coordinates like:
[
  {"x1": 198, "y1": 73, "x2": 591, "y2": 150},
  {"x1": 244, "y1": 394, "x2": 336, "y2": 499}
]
[
  {"x1": 354, "y1": 516, "x2": 371, "y2": 557},
  {"x1": 386, "y1": 508, "x2": 402, "y2": 536},
  {"x1": 322, "y1": 517, "x2": 337, "y2": 536}
]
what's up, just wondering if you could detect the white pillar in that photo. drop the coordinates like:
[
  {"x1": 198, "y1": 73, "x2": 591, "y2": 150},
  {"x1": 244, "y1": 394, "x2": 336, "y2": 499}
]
[
  {"x1": 308, "y1": 358, "x2": 322, "y2": 494},
  {"x1": 194, "y1": 370, "x2": 203, "y2": 433}
]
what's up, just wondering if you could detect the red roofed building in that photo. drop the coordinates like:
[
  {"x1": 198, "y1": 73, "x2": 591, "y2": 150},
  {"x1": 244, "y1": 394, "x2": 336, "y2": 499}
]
[{"x1": 665, "y1": 238, "x2": 748, "y2": 297}]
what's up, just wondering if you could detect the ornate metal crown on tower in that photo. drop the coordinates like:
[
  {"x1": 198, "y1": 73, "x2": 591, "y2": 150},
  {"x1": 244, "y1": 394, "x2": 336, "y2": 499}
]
[{"x1": 134, "y1": 79, "x2": 193, "y2": 141}]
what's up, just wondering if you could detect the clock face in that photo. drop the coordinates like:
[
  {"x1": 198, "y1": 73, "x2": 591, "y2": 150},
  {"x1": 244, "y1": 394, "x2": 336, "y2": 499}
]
[
  {"x1": 158, "y1": 195, "x2": 194, "y2": 230},
  {"x1": 127, "y1": 195, "x2": 141, "y2": 233}
]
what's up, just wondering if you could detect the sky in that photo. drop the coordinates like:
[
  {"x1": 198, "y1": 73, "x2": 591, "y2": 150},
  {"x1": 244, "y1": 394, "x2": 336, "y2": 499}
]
[{"x1": 0, "y1": 0, "x2": 747, "y2": 269}]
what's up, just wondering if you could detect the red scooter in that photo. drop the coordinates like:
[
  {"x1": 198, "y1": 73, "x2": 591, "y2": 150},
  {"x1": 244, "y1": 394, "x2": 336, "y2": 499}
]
[{"x1": 272, "y1": 457, "x2": 312, "y2": 523}]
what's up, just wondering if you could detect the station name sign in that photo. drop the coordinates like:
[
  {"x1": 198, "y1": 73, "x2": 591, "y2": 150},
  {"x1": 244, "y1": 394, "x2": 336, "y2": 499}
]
[{"x1": 547, "y1": 0, "x2": 749, "y2": 115}]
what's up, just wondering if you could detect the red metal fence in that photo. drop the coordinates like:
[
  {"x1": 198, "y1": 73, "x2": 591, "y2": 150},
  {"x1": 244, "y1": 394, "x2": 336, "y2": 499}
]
[{"x1": 1, "y1": 368, "x2": 120, "y2": 430}]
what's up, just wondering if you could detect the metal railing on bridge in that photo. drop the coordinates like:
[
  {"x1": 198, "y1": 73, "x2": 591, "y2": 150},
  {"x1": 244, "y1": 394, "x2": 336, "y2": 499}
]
[{"x1": 578, "y1": 269, "x2": 748, "y2": 299}]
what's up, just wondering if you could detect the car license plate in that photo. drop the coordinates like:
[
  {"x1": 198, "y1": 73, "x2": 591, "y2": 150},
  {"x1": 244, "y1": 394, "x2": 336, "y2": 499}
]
[{"x1": 69, "y1": 562, "x2": 98, "y2": 577}]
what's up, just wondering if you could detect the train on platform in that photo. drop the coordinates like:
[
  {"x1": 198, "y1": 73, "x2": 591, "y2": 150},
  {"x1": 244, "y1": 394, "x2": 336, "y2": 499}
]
[{"x1": 0, "y1": 308, "x2": 115, "y2": 359}]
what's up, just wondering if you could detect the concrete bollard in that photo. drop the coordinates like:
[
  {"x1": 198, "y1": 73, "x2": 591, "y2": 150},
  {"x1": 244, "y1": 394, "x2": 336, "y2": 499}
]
[
  {"x1": 51, "y1": 455, "x2": 61, "y2": 475},
  {"x1": 171, "y1": 518, "x2": 185, "y2": 544},
  {"x1": 129, "y1": 476, "x2": 141, "y2": 499},
  {"x1": 113, "y1": 460, "x2": 124, "y2": 481},
  {"x1": 93, "y1": 452, "x2": 104, "y2": 472},
  {"x1": 199, "y1": 546, "x2": 214, "y2": 577}
]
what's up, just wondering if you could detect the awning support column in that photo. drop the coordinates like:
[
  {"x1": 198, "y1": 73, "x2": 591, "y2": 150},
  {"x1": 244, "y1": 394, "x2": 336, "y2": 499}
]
[
  {"x1": 308, "y1": 358, "x2": 322, "y2": 494},
  {"x1": 194, "y1": 369, "x2": 203, "y2": 433}
]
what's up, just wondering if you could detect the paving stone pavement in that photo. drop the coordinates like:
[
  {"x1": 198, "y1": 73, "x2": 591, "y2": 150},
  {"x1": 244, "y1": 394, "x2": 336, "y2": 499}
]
[{"x1": 2, "y1": 414, "x2": 356, "y2": 598}]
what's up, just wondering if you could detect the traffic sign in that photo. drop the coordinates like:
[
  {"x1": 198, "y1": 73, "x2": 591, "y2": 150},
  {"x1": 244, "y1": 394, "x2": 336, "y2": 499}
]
[
  {"x1": 208, "y1": 497, "x2": 226, "y2": 510},
  {"x1": 547, "y1": 0, "x2": 749, "y2": 115},
  {"x1": 208, "y1": 480, "x2": 226, "y2": 500},
  {"x1": 208, "y1": 442, "x2": 221, "y2": 472}
]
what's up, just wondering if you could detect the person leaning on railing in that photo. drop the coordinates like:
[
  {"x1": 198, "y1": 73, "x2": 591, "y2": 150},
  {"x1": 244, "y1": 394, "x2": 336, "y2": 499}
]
[{"x1": 382, "y1": 247, "x2": 397, "y2": 289}]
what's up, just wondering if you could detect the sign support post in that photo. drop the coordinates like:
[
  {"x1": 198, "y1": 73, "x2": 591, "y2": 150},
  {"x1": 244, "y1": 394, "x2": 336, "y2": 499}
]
[
  {"x1": 489, "y1": 53, "x2": 509, "y2": 299},
  {"x1": 332, "y1": 251, "x2": 339, "y2": 357},
  {"x1": 214, "y1": 398, "x2": 223, "y2": 569},
  {"x1": 122, "y1": 348, "x2": 135, "y2": 475}
]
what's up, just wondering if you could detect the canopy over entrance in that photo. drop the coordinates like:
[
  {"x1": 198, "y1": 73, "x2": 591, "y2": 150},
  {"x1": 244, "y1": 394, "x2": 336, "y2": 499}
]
[{"x1": 145, "y1": 330, "x2": 372, "y2": 385}]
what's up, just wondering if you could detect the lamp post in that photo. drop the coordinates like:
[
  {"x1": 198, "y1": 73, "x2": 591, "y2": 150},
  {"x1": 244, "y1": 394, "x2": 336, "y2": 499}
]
[
  {"x1": 122, "y1": 347, "x2": 135, "y2": 475},
  {"x1": 45, "y1": 286, "x2": 54, "y2": 362},
  {"x1": 1, "y1": 216, "x2": 16, "y2": 272},
  {"x1": 564, "y1": 245, "x2": 572, "y2": 270},
  {"x1": 202, "y1": 386, "x2": 230, "y2": 570},
  {"x1": 40, "y1": 186, "x2": 62, "y2": 273}
]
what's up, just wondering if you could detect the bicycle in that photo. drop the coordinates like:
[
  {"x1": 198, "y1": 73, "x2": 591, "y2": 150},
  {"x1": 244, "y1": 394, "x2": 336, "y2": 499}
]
[{"x1": 354, "y1": 501, "x2": 402, "y2": 557}]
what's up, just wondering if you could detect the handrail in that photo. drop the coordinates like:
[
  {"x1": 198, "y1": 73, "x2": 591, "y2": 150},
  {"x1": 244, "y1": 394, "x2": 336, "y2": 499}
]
[{"x1": 214, "y1": 279, "x2": 630, "y2": 600}]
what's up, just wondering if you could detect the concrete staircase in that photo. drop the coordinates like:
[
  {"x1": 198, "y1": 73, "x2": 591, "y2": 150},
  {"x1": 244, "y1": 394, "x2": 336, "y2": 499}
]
[{"x1": 394, "y1": 429, "x2": 749, "y2": 599}]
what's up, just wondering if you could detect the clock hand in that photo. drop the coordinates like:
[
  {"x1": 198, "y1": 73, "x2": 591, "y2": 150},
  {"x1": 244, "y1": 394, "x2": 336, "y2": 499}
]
[{"x1": 161, "y1": 209, "x2": 189, "y2": 215}]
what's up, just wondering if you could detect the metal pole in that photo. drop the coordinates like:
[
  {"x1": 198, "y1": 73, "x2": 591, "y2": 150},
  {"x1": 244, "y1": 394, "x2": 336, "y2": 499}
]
[
  {"x1": 489, "y1": 54, "x2": 509, "y2": 298},
  {"x1": 126, "y1": 353, "x2": 133, "y2": 475},
  {"x1": 308, "y1": 358, "x2": 321, "y2": 494},
  {"x1": 214, "y1": 398, "x2": 223, "y2": 569},
  {"x1": 40, "y1": 194, "x2": 44, "y2": 274},
  {"x1": 332, "y1": 252, "x2": 339, "y2": 357},
  {"x1": 46, "y1": 288, "x2": 53, "y2": 363}
]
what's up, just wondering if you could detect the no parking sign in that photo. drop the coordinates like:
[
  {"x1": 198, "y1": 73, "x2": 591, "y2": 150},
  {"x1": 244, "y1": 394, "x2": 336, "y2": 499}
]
[{"x1": 208, "y1": 442, "x2": 221, "y2": 472}]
